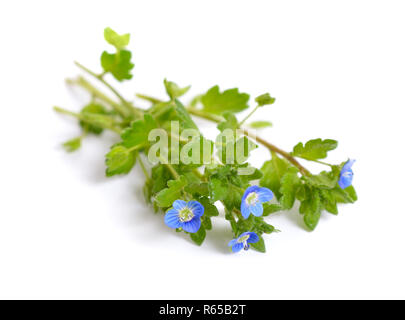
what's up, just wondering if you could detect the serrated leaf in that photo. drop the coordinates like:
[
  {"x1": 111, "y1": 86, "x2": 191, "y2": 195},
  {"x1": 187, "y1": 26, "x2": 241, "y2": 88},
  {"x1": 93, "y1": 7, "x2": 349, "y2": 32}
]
[
  {"x1": 190, "y1": 226, "x2": 206, "y2": 245},
  {"x1": 306, "y1": 170, "x2": 339, "y2": 189},
  {"x1": 320, "y1": 189, "x2": 338, "y2": 215},
  {"x1": 279, "y1": 167, "x2": 301, "y2": 209},
  {"x1": 292, "y1": 138, "x2": 338, "y2": 161},
  {"x1": 155, "y1": 176, "x2": 187, "y2": 208},
  {"x1": 300, "y1": 189, "x2": 322, "y2": 231},
  {"x1": 332, "y1": 185, "x2": 358, "y2": 203},
  {"x1": 247, "y1": 121, "x2": 272, "y2": 129},
  {"x1": 105, "y1": 145, "x2": 136, "y2": 177},
  {"x1": 208, "y1": 177, "x2": 228, "y2": 203},
  {"x1": 121, "y1": 114, "x2": 157, "y2": 149},
  {"x1": 201, "y1": 85, "x2": 249, "y2": 115},
  {"x1": 63, "y1": 137, "x2": 81, "y2": 152},
  {"x1": 255, "y1": 93, "x2": 275, "y2": 106},
  {"x1": 164, "y1": 79, "x2": 190, "y2": 100},
  {"x1": 104, "y1": 27, "x2": 130, "y2": 50},
  {"x1": 260, "y1": 152, "x2": 290, "y2": 199},
  {"x1": 101, "y1": 50, "x2": 134, "y2": 81}
]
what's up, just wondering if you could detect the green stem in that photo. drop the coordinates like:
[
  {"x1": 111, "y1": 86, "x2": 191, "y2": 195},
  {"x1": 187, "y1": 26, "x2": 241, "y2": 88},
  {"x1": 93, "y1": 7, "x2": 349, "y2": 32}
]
[
  {"x1": 138, "y1": 154, "x2": 151, "y2": 180},
  {"x1": 74, "y1": 61, "x2": 144, "y2": 119},
  {"x1": 158, "y1": 155, "x2": 180, "y2": 179},
  {"x1": 136, "y1": 93, "x2": 162, "y2": 105},
  {"x1": 310, "y1": 159, "x2": 334, "y2": 167},
  {"x1": 66, "y1": 76, "x2": 128, "y2": 118},
  {"x1": 53, "y1": 106, "x2": 121, "y2": 134},
  {"x1": 239, "y1": 105, "x2": 260, "y2": 127}
]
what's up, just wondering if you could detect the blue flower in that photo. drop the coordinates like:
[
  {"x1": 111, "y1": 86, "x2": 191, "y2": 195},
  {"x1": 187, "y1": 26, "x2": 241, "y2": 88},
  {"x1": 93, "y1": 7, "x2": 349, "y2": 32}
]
[
  {"x1": 164, "y1": 200, "x2": 204, "y2": 233},
  {"x1": 240, "y1": 186, "x2": 273, "y2": 219},
  {"x1": 228, "y1": 232, "x2": 259, "y2": 252},
  {"x1": 338, "y1": 159, "x2": 355, "y2": 189}
]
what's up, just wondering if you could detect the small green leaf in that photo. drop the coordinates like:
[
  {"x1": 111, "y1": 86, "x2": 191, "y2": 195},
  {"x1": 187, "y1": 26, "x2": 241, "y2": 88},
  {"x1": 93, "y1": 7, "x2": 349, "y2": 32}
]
[
  {"x1": 262, "y1": 203, "x2": 284, "y2": 216},
  {"x1": 155, "y1": 176, "x2": 187, "y2": 208},
  {"x1": 306, "y1": 170, "x2": 339, "y2": 189},
  {"x1": 217, "y1": 112, "x2": 238, "y2": 132},
  {"x1": 247, "y1": 121, "x2": 272, "y2": 129},
  {"x1": 255, "y1": 93, "x2": 275, "y2": 106},
  {"x1": 279, "y1": 167, "x2": 301, "y2": 209},
  {"x1": 198, "y1": 197, "x2": 219, "y2": 217},
  {"x1": 164, "y1": 79, "x2": 191, "y2": 100},
  {"x1": 201, "y1": 85, "x2": 249, "y2": 115},
  {"x1": 208, "y1": 177, "x2": 228, "y2": 203},
  {"x1": 292, "y1": 138, "x2": 338, "y2": 161},
  {"x1": 300, "y1": 189, "x2": 322, "y2": 231},
  {"x1": 190, "y1": 227, "x2": 206, "y2": 246},
  {"x1": 63, "y1": 137, "x2": 82, "y2": 152},
  {"x1": 79, "y1": 103, "x2": 107, "y2": 134},
  {"x1": 121, "y1": 114, "x2": 157, "y2": 149},
  {"x1": 104, "y1": 27, "x2": 130, "y2": 50},
  {"x1": 250, "y1": 235, "x2": 266, "y2": 253},
  {"x1": 260, "y1": 152, "x2": 291, "y2": 199},
  {"x1": 101, "y1": 50, "x2": 134, "y2": 81},
  {"x1": 105, "y1": 145, "x2": 136, "y2": 177}
]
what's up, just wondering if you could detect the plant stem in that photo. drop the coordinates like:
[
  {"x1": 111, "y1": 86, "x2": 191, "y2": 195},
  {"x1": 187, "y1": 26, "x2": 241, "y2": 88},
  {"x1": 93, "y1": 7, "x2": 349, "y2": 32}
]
[
  {"x1": 136, "y1": 93, "x2": 162, "y2": 105},
  {"x1": 53, "y1": 106, "x2": 122, "y2": 134},
  {"x1": 186, "y1": 107, "x2": 311, "y2": 176},
  {"x1": 158, "y1": 155, "x2": 180, "y2": 179},
  {"x1": 239, "y1": 105, "x2": 260, "y2": 127},
  {"x1": 138, "y1": 154, "x2": 151, "y2": 180},
  {"x1": 74, "y1": 61, "x2": 144, "y2": 119},
  {"x1": 66, "y1": 76, "x2": 128, "y2": 118},
  {"x1": 310, "y1": 159, "x2": 334, "y2": 167}
]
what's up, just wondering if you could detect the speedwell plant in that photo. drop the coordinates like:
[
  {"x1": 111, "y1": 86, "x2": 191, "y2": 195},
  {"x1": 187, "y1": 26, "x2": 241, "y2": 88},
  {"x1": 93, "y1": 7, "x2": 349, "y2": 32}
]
[{"x1": 54, "y1": 28, "x2": 357, "y2": 253}]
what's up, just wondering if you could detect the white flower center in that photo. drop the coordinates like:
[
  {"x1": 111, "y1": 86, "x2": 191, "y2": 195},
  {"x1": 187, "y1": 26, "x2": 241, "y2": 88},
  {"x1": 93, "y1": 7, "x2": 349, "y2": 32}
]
[
  {"x1": 246, "y1": 192, "x2": 259, "y2": 206},
  {"x1": 178, "y1": 207, "x2": 194, "y2": 222}
]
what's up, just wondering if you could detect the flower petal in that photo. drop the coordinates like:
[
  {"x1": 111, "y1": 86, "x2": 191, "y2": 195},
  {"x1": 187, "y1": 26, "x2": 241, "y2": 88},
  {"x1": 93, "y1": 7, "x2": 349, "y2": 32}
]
[
  {"x1": 338, "y1": 171, "x2": 353, "y2": 189},
  {"x1": 342, "y1": 159, "x2": 356, "y2": 172},
  {"x1": 246, "y1": 232, "x2": 259, "y2": 244},
  {"x1": 187, "y1": 201, "x2": 204, "y2": 217},
  {"x1": 250, "y1": 202, "x2": 263, "y2": 217},
  {"x1": 228, "y1": 239, "x2": 237, "y2": 247},
  {"x1": 173, "y1": 200, "x2": 187, "y2": 211},
  {"x1": 241, "y1": 201, "x2": 251, "y2": 219},
  {"x1": 257, "y1": 187, "x2": 274, "y2": 203},
  {"x1": 242, "y1": 185, "x2": 260, "y2": 202},
  {"x1": 231, "y1": 243, "x2": 244, "y2": 253},
  {"x1": 181, "y1": 216, "x2": 201, "y2": 233},
  {"x1": 164, "y1": 209, "x2": 181, "y2": 229}
]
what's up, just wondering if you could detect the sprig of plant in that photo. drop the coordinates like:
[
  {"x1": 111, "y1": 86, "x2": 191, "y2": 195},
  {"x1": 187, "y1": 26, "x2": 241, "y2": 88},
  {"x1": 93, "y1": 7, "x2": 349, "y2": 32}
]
[{"x1": 54, "y1": 28, "x2": 357, "y2": 253}]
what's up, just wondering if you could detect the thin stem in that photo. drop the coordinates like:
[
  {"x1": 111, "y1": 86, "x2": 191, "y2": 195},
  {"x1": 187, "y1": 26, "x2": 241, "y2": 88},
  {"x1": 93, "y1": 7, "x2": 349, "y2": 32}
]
[
  {"x1": 53, "y1": 106, "x2": 122, "y2": 134},
  {"x1": 74, "y1": 61, "x2": 144, "y2": 119},
  {"x1": 186, "y1": 107, "x2": 311, "y2": 176},
  {"x1": 66, "y1": 76, "x2": 128, "y2": 118},
  {"x1": 310, "y1": 159, "x2": 334, "y2": 167},
  {"x1": 138, "y1": 154, "x2": 151, "y2": 180},
  {"x1": 239, "y1": 105, "x2": 260, "y2": 127},
  {"x1": 136, "y1": 93, "x2": 162, "y2": 105},
  {"x1": 158, "y1": 155, "x2": 180, "y2": 179}
]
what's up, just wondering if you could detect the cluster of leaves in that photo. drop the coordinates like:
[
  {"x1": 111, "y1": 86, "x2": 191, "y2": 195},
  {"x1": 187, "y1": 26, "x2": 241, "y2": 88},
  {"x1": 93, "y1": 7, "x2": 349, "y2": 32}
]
[{"x1": 56, "y1": 27, "x2": 357, "y2": 253}]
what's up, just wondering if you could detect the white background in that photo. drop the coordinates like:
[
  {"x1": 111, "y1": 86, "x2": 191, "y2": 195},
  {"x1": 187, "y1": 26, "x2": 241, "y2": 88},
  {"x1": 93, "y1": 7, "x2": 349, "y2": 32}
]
[{"x1": 0, "y1": 0, "x2": 404, "y2": 299}]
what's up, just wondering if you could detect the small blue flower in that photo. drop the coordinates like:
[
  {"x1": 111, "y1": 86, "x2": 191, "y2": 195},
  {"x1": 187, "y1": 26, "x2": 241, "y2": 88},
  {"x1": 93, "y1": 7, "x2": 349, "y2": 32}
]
[
  {"x1": 228, "y1": 232, "x2": 260, "y2": 253},
  {"x1": 241, "y1": 186, "x2": 273, "y2": 219},
  {"x1": 338, "y1": 159, "x2": 355, "y2": 189},
  {"x1": 164, "y1": 200, "x2": 204, "y2": 233}
]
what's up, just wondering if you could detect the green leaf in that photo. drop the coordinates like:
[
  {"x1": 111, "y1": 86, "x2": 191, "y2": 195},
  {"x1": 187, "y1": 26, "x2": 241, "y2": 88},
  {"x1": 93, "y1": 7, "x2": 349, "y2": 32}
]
[
  {"x1": 247, "y1": 121, "x2": 272, "y2": 129},
  {"x1": 105, "y1": 145, "x2": 136, "y2": 177},
  {"x1": 155, "y1": 176, "x2": 187, "y2": 208},
  {"x1": 260, "y1": 152, "x2": 291, "y2": 199},
  {"x1": 121, "y1": 114, "x2": 157, "y2": 149},
  {"x1": 104, "y1": 27, "x2": 130, "y2": 50},
  {"x1": 291, "y1": 138, "x2": 338, "y2": 161},
  {"x1": 79, "y1": 103, "x2": 107, "y2": 134},
  {"x1": 208, "y1": 177, "x2": 228, "y2": 203},
  {"x1": 190, "y1": 226, "x2": 206, "y2": 245},
  {"x1": 201, "y1": 85, "x2": 249, "y2": 115},
  {"x1": 173, "y1": 99, "x2": 199, "y2": 130},
  {"x1": 332, "y1": 185, "x2": 358, "y2": 203},
  {"x1": 63, "y1": 137, "x2": 81, "y2": 152},
  {"x1": 250, "y1": 235, "x2": 266, "y2": 253},
  {"x1": 101, "y1": 50, "x2": 134, "y2": 81},
  {"x1": 320, "y1": 189, "x2": 338, "y2": 215},
  {"x1": 151, "y1": 165, "x2": 172, "y2": 194},
  {"x1": 262, "y1": 203, "x2": 284, "y2": 216},
  {"x1": 300, "y1": 189, "x2": 322, "y2": 231},
  {"x1": 306, "y1": 170, "x2": 339, "y2": 189},
  {"x1": 255, "y1": 93, "x2": 275, "y2": 106},
  {"x1": 164, "y1": 79, "x2": 191, "y2": 100},
  {"x1": 199, "y1": 197, "x2": 219, "y2": 217},
  {"x1": 279, "y1": 167, "x2": 301, "y2": 209},
  {"x1": 217, "y1": 112, "x2": 238, "y2": 132}
]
